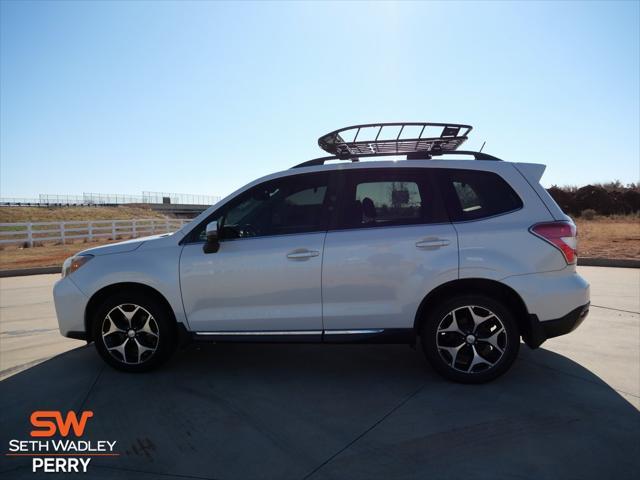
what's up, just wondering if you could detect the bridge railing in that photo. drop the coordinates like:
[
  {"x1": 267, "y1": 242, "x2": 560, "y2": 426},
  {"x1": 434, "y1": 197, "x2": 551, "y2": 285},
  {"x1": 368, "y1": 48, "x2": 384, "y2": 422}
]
[
  {"x1": 0, "y1": 192, "x2": 221, "y2": 207},
  {"x1": 0, "y1": 219, "x2": 191, "y2": 247}
]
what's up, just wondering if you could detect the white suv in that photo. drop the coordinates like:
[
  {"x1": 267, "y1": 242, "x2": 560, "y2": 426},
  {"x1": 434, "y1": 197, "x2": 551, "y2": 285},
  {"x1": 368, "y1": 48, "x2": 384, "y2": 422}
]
[{"x1": 53, "y1": 123, "x2": 590, "y2": 383}]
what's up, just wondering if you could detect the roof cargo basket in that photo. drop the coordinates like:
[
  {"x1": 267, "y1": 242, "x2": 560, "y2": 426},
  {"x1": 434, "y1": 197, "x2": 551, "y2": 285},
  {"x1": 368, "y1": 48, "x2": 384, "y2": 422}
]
[
  {"x1": 292, "y1": 122, "x2": 501, "y2": 168},
  {"x1": 319, "y1": 122, "x2": 472, "y2": 158}
]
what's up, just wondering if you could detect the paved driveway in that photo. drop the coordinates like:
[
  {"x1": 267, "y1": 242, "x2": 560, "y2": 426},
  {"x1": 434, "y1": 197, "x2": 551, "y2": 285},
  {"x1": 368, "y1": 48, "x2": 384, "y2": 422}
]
[{"x1": 1, "y1": 267, "x2": 639, "y2": 479}]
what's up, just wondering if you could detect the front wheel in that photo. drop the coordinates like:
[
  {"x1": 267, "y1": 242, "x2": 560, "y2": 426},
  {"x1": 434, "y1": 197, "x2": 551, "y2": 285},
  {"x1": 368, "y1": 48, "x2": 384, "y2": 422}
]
[
  {"x1": 93, "y1": 293, "x2": 177, "y2": 372},
  {"x1": 421, "y1": 295, "x2": 520, "y2": 383}
]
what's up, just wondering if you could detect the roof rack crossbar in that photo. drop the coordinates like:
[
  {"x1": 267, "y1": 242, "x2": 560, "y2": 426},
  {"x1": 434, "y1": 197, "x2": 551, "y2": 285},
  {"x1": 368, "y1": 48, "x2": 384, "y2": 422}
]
[
  {"x1": 374, "y1": 126, "x2": 382, "y2": 141},
  {"x1": 353, "y1": 127, "x2": 361, "y2": 143}
]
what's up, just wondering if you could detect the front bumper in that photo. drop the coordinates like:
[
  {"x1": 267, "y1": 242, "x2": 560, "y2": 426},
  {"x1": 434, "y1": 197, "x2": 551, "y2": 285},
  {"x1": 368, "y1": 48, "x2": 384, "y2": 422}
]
[
  {"x1": 53, "y1": 276, "x2": 89, "y2": 340},
  {"x1": 525, "y1": 302, "x2": 590, "y2": 348}
]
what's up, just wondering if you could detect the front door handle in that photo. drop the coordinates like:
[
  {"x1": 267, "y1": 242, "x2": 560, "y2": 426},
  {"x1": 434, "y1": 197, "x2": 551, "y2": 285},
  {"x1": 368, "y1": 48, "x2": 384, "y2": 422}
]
[
  {"x1": 286, "y1": 249, "x2": 320, "y2": 260},
  {"x1": 415, "y1": 238, "x2": 451, "y2": 249}
]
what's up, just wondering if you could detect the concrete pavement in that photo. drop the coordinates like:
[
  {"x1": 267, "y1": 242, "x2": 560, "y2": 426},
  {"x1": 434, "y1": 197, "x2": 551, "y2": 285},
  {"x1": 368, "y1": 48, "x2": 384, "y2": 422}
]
[
  {"x1": 0, "y1": 274, "x2": 83, "y2": 380},
  {"x1": 0, "y1": 267, "x2": 638, "y2": 479}
]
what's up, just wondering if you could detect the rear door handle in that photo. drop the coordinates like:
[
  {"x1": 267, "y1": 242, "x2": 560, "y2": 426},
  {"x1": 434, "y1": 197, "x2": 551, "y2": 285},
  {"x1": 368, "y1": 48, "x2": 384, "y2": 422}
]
[
  {"x1": 287, "y1": 249, "x2": 320, "y2": 260},
  {"x1": 415, "y1": 238, "x2": 451, "y2": 249}
]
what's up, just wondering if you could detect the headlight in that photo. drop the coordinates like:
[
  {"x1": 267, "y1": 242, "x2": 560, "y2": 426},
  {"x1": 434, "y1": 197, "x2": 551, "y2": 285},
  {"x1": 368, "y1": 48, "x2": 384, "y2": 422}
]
[{"x1": 61, "y1": 254, "x2": 94, "y2": 278}]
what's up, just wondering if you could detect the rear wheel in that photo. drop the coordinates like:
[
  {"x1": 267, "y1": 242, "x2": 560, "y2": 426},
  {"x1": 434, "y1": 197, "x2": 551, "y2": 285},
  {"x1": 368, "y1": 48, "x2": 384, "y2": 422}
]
[
  {"x1": 421, "y1": 294, "x2": 520, "y2": 383},
  {"x1": 93, "y1": 293, "x2": 176, "y2": 372}
]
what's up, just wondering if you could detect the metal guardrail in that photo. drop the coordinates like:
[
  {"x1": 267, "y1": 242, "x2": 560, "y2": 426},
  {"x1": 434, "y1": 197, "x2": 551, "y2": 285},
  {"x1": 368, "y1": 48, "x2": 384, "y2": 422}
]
[
  {"x1": 0, "y1": 198, "x2": 46, "y2": 206},
  {"x1": 142, "y1": 192, "x2": 220, "y2": 205},
  {"x1": 0, "y1": 192, "x2": 221, "y2": 207},
  {"x1": 0, "y1": 219, "x2": 190, "y2": 247}
]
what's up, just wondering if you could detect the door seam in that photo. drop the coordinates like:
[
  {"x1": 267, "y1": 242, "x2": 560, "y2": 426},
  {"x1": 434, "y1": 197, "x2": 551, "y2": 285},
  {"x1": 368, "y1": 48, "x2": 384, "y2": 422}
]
[
  {"x1": 450, "y1": 222, "x2": 461, "y2": 279},
  {"x1": 320, "y1": 230, "x2": 328, "y2": 336},
  {"x1": 177, "y1": 244, "x2": 194, "y2": 331}
]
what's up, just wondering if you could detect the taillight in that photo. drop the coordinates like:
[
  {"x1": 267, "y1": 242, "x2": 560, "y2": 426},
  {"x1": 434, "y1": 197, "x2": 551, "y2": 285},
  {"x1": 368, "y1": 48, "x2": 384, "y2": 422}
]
[{"x1": 530, "y1": 221, "x2": 577, "y2": 264}]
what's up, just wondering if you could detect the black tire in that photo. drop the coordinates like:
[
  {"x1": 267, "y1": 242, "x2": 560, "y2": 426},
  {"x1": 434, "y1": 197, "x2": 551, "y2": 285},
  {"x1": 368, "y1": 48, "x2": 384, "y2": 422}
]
[
  {"x1": 421, "y1": 294, "x2": 520, "y2": 384},
  {"x1": 92, "y1": 292, "x2": 177, "y2": 372}
]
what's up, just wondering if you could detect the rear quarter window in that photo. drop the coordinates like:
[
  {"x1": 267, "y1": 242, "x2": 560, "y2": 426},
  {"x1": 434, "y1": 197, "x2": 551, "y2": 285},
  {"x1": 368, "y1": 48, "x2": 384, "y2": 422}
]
[{"x1": 439, "y1": 169, "x2": 523, "y2": 221}]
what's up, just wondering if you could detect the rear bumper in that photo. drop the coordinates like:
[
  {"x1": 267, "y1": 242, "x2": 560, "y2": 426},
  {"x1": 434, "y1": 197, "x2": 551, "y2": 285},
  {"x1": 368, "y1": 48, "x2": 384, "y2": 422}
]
[
  {"x1": 501, "y1": 268, "x2": 589, "y2": 348},
  {"x1": 502, "y1": 269, "x2": 590, "y2": 322},
  {"x1": 525, "y1": 302, "x2": 590, "y2": 348}
]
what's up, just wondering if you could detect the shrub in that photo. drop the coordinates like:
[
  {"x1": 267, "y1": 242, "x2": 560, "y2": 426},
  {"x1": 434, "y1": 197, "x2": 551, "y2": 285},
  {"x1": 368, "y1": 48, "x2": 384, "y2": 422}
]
[
  {"x1": 581, "y1": 209, "x2": 596, "y2": 220},
  {"x1": 547, "y1": 182, "x2": 640, "y2": 216},
  {"x1": 547, "y1": 186, "x2": 576, "y2": 214}
]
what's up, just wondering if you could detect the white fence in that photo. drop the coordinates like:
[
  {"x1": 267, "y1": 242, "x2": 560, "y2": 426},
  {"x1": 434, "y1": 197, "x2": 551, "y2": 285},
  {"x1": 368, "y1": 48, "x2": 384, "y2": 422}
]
[{"x1": 0, "y1": 219, "x2": 191, "y2": 247}]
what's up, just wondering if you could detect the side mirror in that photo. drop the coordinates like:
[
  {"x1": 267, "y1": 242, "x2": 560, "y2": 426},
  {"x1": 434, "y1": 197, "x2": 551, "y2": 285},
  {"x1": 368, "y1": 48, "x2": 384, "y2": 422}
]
[{"x1": 203, "y1": 221, "x2": 220, "y2": 254}]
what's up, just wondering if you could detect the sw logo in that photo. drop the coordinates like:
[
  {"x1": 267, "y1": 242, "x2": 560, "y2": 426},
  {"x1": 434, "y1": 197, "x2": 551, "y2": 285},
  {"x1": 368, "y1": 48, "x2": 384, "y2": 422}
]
[
  {"x1": 6, "y1": 410, "x2": 118, "y2": 474},
  {"x1": 30, "y1": 410, "x2": 94, "y2": 437}
]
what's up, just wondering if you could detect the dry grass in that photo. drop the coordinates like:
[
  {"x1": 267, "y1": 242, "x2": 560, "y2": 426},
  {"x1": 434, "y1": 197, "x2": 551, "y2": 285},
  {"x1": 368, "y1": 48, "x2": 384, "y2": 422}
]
[
  {"x1": 0, "y1": 238, "x2": 129, "y2": 270},
  {"x1": 0, "y1": 206, "x2": 170, "y2": 223},
  {"x1": 575, "y1": 216, "x2": 640, "y2": 260},
  {"x1": 0, "y1": 206, "x2": 179, "y2": 270},
  {"x1": 0, "y1": 216, "x2": 638, "y2": 271}
]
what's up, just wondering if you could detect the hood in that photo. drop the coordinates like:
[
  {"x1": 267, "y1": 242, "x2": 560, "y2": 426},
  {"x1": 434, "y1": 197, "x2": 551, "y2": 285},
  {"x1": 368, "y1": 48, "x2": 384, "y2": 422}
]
[{"x1": 79, "y1": 234, "x2": 170, "y2": 256}]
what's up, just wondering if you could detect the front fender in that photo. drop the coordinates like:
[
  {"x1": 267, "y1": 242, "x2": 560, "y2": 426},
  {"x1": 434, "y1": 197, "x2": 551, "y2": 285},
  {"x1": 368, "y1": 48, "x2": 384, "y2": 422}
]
[{"x1": 70, "y1": 243, "x2": 187, "y2": 328}]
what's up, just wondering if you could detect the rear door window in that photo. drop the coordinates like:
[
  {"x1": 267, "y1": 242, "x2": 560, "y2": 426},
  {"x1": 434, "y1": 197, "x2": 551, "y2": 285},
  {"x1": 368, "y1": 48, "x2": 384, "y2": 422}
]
[
  {"x1": 335, "y1": 169, "x2": 447, "y2": 229},
  {"x1": 439, "y1": 169, "x2": 522, "y2": 221}
]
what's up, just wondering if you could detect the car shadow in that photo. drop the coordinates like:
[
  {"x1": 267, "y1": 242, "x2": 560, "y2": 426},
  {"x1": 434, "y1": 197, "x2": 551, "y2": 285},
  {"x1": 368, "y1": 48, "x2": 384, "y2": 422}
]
[{"x1": 1, "y1": 343, "x2": 639, "y2": 480}]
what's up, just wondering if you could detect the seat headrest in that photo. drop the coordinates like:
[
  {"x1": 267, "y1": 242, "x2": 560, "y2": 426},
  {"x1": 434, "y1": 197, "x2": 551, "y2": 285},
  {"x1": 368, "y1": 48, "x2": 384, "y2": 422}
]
[{"x1": 361, "y1": 197, "x2": 377, "y2": 220}]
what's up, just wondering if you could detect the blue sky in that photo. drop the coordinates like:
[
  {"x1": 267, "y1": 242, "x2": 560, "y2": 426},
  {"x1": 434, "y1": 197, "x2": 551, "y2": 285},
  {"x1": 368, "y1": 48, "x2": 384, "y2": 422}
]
[{"x1": 1, "y1": 1, "x2": 638, "y2": 199}]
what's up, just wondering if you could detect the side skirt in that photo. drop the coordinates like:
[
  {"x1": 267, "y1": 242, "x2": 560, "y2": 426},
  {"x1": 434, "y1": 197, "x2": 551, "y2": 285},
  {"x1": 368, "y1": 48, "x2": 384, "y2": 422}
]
[
  {"x1": 192, "y1": 330, "x2": 321, "y2": 343},
  {"x1": 189, "y1": 328, "x2": 415, "y2": 344},
  {"x1": 323, "y1": 329, "x2": 415, "y2": 344}
]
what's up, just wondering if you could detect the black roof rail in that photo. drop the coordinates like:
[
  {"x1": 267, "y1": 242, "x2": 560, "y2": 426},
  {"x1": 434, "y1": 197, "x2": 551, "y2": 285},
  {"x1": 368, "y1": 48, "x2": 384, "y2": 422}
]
[
  {"x1": 292, "y1": 149, "x2": 501, "y2": 169},
  {"x1": 408, "y1": 150, "x2": 502, "y2": 161},
  {"x1": 291, "y1": 122, "x2": 501, "y2": 169},
  {"x1": 293, "y1": 156, "x2": 346, "y2": 169}
]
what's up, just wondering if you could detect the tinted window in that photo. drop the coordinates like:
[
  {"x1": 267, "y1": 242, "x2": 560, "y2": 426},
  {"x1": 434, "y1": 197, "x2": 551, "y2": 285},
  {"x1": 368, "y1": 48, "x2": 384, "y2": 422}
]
[
  {"x1": 193, "y1": 173, "x2": 330, "y2": 241},
  {"x1": 441, "y1": 169, "x2": 522, "y2": 221},
  {"x1": 338, "y1": 169, "x2": 446, "y2": 229}
]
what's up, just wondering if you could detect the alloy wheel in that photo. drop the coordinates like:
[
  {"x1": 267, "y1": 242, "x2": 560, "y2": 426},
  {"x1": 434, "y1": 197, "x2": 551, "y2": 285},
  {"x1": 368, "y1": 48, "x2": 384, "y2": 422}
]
[
  {"x1": 101, "y1": 303, "x2": 159, "y2": 365},
  {"x1": 436, "y1": 305, "x2": 507, "y2": 373}
]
